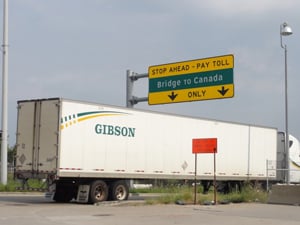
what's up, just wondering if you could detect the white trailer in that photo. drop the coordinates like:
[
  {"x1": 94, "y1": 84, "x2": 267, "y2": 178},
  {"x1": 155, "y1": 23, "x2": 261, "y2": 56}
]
[{"x1": 15, "y1": 98, "x2": 280, "y2": 203}]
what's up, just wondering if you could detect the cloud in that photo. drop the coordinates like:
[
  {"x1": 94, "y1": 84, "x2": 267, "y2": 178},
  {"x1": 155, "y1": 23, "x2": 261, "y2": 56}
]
[
  {"x1": 190, "y1": 0, "x2": 300, "y2": 15},
  {"x1": 4, "y1": 0, "x2": 300, "y2": 146}
]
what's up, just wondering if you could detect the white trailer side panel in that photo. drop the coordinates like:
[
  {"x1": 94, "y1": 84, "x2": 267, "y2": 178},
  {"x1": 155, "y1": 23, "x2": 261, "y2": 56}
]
[
  {"x1": 57, "y1": 99, "x2": 277, "y2": 180},
  {"x1": 249, "y1": 126, "x2": 277, "y2": 178}
]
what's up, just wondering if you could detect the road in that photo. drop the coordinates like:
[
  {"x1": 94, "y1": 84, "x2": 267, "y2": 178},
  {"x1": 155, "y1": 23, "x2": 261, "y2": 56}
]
[{"x1": 0, "y1": 193, "x2": 300, "y2": 225}]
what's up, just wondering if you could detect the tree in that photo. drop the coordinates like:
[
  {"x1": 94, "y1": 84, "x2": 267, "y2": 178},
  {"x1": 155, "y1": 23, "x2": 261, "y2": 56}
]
[{"x1": 8, "y1": 145, "x2": 16, "y2": 164}]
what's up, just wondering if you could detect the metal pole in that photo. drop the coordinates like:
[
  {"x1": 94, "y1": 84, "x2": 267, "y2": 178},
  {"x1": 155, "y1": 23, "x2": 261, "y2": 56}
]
[
  {"x1": 213, "y1": 151, "x2": 217, "y2": 205},
  {"x1": 194, "y1": 153, "x2": 197, "y2": 205},
  {"x1": 1, "y1": 0, "x2": 8, "y2": 185},
  {"x1": 126, "y1": 70, "x2": 149, "y2": 107},
  {"x1": 126, "y1": 70, "x2": 134, "y2": 108},
  {"x1": 280, "y1": 22, "x2": 292, "y2": 184},
  {"x1": 266, "y1": 160, "x2": 269, "y2": 192},
  {"x1": 284, "y1": 45, "x2": 290, "y2": 184}
]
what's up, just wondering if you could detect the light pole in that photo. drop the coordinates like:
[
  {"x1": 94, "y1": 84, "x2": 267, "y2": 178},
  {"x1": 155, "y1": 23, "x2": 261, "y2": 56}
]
[
  {"x1": 1, "y1": 0, "x2": 8, "y2": 185},
  {"x1": 280, "y1": 22, "x2": 293, "y2": 184}
]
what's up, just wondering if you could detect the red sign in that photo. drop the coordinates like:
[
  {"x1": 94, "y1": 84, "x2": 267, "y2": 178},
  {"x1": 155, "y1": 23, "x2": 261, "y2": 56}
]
[{"x1": 192, "y1": 138, "x2": 217, "y2": 154}]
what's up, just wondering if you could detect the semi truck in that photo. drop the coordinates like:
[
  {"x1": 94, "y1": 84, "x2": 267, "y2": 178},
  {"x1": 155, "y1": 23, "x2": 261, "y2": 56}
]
[{"x1": 15, "y1": 98, "x2": 300, "y2": 203}]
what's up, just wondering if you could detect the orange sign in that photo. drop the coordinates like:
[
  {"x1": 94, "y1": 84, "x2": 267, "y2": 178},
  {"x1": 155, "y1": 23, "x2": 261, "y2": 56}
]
[{"x1": 192, "y1": 138, "x2": 217, "y2": 154}]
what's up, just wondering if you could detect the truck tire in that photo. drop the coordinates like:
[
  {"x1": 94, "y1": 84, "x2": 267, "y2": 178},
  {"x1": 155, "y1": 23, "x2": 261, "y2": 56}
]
[
  {"x1": 89, "y1": 180, "x2": 109, "y2": 203},
  {"x1": 110, "y1": 180, "x2": 129, "y2": 201}
]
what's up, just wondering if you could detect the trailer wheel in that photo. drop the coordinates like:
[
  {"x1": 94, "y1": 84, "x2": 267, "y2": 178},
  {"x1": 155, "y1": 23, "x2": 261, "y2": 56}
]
[
  {"x1": 109, "y1": 180, "x2": 129, "y2": 201},
  {"x1": 89, "y1": 180, "x2": 109, "y2": 203}
]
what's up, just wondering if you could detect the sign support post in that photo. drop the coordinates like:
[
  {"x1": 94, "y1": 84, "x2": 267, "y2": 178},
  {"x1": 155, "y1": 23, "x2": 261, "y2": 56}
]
[
  {"x1": 192, "y1": 138, "x2": 218, "y2": 205},
  {"x1": 194, "y1": 153, "x2": 197, "y2": 205},
  {"x1": 213, "y1": 149, "x2": 217, "y2": 204}
]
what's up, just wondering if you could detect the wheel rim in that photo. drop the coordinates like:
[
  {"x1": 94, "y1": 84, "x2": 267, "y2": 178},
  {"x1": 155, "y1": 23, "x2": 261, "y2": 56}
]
[
  {"x1": 115, "y1": 185, "x2": 126, "y2": 200},
  {"x1": 95, "y1": 185, "x2": 105, "y2": 200}
]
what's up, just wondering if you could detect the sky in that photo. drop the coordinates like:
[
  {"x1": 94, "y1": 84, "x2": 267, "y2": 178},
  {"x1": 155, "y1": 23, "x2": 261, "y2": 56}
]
[{"x1": 1, "y1": 0, "x2": 300, "y2": 146}]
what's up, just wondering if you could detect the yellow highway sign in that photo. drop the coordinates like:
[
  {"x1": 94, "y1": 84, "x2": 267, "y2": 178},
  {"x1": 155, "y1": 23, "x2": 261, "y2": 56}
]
[
  {"x1": 148, "y1": 84, "x2": 234, "y2": 105},
  {"x1": 148, "y1": 54, "x2": 234, "y2": 105},
  {"x1": 149, "y1": 54, "x2": 233, "y2": 78}
]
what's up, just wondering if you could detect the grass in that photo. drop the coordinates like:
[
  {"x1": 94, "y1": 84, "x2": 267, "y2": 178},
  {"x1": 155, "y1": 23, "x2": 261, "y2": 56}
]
[
  {"x1": 136, "y1": 184, "x2": 268, "y2": 205},
  {"x1": 0, "y1": 177, "x2": 20, "y2": 192},
  {"x1": 1, "y1": 175, "x2": 268, "y2": 205},
  {"x1": 0, "y1": 174, "x2": 46, "y2": 192}
]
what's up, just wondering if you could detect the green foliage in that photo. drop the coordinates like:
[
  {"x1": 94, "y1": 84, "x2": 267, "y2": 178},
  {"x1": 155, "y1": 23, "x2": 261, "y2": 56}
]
[
  {"x1": 146, "y1": 192, "x2": 193, "y2": 205},
  {"x1": 143, "y1": 183, "x2": 267, "y2": 205},
  {"x1": 0, "y1": 178, "x2": 19, "y2": 192},
  {"x1": 0, "y1": 174, "x2": 46, "y2": 192},
  {"x1": 1, "y1": 174, "x2": 267, "y2": 205},
  {"x1": 0, "y1": 144, "x2": 16, "y2": 163},
  {"x1": 131, "y1": 183, "x2": 203, "y2": 194},
  {"x1": 8, "y1": 145, "x2": 17, "y2": 164}
]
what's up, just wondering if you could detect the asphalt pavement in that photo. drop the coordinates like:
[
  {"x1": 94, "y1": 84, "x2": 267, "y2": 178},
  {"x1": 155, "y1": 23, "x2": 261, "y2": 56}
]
[{"x1": 0, "y1": 193, "x2": 300, "y2": 225}]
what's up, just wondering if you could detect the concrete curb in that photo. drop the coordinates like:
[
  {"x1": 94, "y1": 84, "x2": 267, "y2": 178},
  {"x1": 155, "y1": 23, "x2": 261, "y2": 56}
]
[{"x1": 268, "y1": 184, "x2": 300, "y2": 205}]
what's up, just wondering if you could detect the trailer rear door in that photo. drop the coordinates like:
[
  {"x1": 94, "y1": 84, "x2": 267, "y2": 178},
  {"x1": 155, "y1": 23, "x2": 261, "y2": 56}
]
[{"x1": 16, "y1": 99, "x2": 60, "y2": 177}]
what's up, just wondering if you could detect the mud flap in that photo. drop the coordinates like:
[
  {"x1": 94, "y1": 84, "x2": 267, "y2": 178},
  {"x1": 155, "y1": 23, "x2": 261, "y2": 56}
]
[{"x1": 76, "y1": 185, "x2": 90, "y2": 203}]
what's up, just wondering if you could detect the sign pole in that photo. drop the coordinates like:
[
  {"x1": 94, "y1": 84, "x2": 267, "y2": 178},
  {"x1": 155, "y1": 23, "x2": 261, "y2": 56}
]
[
  {"x1": 194, "y1": 153, "x2": 197, "y2": 205},
  {"x1": 192, "y1": 138, "x2": 218, "y2": 205},
  {"x1": 213, "y1": 149, "x2": 217, "y2": 205}
]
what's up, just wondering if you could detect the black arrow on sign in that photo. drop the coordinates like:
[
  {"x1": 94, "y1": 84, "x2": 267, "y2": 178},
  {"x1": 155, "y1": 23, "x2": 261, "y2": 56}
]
[
  {"x1": 168, "y1": 91, "x2": 178, "y2": 101},
  {"x1": 218, "y1": 86, "x2": 229, "y2": 96}
]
